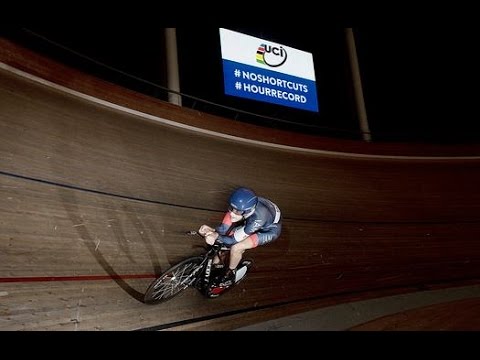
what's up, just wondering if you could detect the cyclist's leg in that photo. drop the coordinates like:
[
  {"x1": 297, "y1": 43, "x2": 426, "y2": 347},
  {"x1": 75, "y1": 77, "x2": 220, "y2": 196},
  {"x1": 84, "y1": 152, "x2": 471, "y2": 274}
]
[
  {"x1": 215, "y1": 238, "x2": 258, "y2": 287},
  {"x1": 229, "y1": 223, "x2": 282, "y2": 270},
  {"x1": 229, "y1": 236, "x2": 258, "y2": 270},
  {"x1": 215, "y1": 225, "x2": 282, "y2": 287}
]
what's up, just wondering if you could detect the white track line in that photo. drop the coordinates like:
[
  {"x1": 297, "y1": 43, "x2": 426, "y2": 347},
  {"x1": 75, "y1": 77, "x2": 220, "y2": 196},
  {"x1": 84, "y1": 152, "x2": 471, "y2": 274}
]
[{"x1": 2, "y1": 62, "x2": 479, "y2": 161}]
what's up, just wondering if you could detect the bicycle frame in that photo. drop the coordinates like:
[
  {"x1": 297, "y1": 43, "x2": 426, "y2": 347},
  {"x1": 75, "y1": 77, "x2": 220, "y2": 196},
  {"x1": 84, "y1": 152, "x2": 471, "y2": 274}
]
[
  {"x1": 144, "y1": 232, "x2": 252, "y2": 304},
  {"x1": 196, "y1": 243, "x2": 228, "y2": 294},
  {"x1": 143, "y1": 241, "x2": 229, "y2": 304}
]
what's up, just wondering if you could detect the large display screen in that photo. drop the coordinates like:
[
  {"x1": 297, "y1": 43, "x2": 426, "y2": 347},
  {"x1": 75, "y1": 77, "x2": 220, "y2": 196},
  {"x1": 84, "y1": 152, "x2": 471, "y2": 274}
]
[{"x1": 220, "y1": 28, "x2": 319, "y2": 113}]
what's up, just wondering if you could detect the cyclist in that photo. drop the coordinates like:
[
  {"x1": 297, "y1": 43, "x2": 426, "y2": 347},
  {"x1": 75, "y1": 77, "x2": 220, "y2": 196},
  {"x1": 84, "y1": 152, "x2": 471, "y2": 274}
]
[{"x1": 199, "y1": 187, "x2": 282, "y2": 288}]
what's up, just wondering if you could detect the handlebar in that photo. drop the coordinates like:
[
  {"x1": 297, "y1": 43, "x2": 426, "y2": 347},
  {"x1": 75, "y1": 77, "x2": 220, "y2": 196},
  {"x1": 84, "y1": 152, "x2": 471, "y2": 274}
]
[
  {"x1": 211, "y1": 241, "x2": 230, "y2": 252},
  {"x1": 186, "y1": 230, "x2": 228, "y2": 251}
]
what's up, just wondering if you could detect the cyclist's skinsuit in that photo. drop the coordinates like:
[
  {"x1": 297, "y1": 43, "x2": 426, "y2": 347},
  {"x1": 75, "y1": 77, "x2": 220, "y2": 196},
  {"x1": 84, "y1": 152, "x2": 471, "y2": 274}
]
[{"x1": 215, "y1": 197, "x2": 282, "y2": 248}]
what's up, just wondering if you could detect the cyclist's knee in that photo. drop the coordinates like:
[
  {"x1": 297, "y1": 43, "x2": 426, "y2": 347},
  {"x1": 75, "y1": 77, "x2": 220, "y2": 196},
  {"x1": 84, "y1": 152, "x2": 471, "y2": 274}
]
[{"x1": 230, "y1": 243, "x2": 246, "y2": 255}]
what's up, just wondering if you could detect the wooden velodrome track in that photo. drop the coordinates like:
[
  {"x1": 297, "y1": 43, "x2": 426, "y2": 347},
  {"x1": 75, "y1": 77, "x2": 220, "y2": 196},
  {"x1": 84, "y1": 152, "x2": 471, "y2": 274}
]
[{"x1": 2, "y1": 38, "x2": 480, "y2": 331}]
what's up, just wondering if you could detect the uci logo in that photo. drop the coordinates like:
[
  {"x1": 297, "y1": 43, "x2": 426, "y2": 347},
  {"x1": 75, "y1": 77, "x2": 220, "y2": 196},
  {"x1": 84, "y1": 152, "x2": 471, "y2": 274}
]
[{"x1": 256, "y1": 43, "x2": 287, "y2": 68}]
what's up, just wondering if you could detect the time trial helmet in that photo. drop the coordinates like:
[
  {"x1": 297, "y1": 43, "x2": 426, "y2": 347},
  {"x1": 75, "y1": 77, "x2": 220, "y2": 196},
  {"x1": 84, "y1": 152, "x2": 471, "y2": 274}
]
[{"x1": 229, "y1": 187, "x2": 258, "y2": 215}]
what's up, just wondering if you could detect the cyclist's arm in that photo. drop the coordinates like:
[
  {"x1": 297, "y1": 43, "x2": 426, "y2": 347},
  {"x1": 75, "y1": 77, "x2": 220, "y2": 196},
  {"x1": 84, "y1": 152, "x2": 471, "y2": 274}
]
[
  {"x1": 215, "y1": 212, "x2": 265, "y2": 245},
  {"x1": 215, "y1": 212, "x2": 237, "y2": 235},
  {"x1": 217, "y1": 225, "x2": 256, "y2": 245},
  {"x1": 216, "y1": 234, "x2": 236, "y2": 245}
]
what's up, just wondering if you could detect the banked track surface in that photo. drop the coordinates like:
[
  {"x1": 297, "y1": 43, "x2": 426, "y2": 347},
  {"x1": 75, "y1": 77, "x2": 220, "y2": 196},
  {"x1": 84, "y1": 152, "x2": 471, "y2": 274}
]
[{"x1": 2, "y1": 40, "x2": 480, "y2": 330}]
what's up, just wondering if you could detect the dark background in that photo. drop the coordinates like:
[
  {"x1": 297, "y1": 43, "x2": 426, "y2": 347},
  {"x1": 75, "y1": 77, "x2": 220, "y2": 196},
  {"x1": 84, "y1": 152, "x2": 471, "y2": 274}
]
[
  {"x1": 2, "y1": 26, "x2": 478, "y2": 143},
  {"x1": 355, "y1": 27, "x2": 479, "y2": 143}
]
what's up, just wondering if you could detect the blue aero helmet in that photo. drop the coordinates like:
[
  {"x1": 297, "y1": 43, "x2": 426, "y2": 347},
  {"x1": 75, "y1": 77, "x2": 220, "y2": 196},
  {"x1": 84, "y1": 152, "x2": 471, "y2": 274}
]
[{"x1": 229, "y1": 187, "x2": 258, "y2": 216}]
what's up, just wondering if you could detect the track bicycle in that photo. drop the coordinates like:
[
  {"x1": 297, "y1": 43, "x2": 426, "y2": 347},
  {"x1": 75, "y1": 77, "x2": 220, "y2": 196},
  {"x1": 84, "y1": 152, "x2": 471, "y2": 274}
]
[{"x1": 143, "y1": 231, "x2": 252, "y2": 304}]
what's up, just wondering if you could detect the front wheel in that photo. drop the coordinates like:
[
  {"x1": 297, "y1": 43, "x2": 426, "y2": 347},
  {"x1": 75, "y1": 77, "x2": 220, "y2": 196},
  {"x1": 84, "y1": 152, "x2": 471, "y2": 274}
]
[{"x1": 144, "y1": 256, "x2": 203, "y2": 304}]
